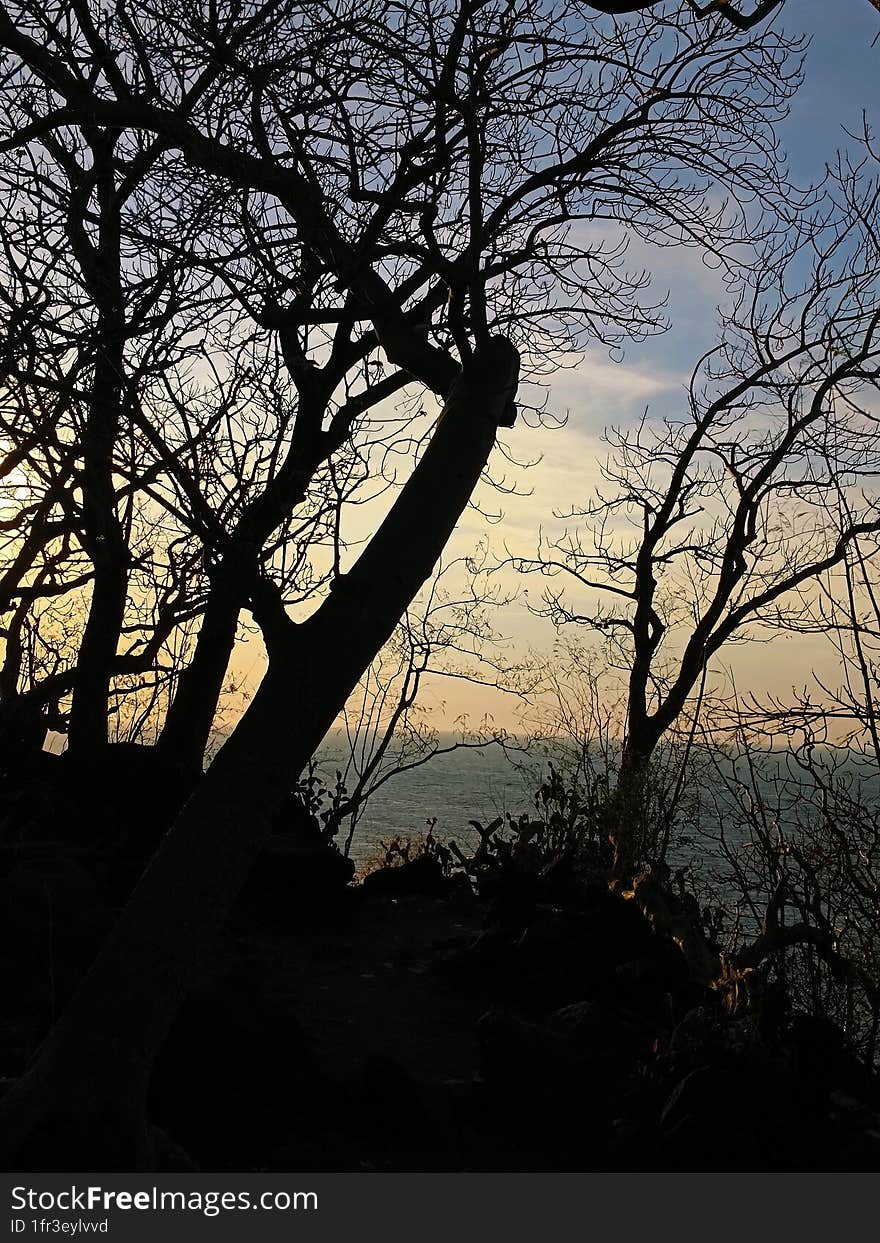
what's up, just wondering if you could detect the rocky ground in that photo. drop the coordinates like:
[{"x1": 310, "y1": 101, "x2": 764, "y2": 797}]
[
  {"x1": 4, "y1": 844, "x2": 880, "y2": 1170},
  {"x1": 2, "y1": 758, "x2": 880, "y2": 1171}
]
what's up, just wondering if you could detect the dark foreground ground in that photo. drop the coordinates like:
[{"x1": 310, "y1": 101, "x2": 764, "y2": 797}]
[{"x1": 2, "y1": 757, "x2": 880, "y2": 1171}]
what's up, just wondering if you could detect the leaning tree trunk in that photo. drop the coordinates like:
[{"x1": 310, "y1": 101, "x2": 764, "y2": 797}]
[
  {"x1": 0, "y1": 336, "x2": 520, "y2": 1170},
  {"x1": 156, "y1": 583, "x2": 241, "y2": 776}
]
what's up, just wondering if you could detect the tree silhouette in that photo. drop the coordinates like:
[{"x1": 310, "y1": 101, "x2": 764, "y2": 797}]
[
  {"x1": 0, "y1": 0, "x2": 809, "y2": 1165},
  {"x1": 514, "y1": 145, "x2": 880, "y2": 876}
]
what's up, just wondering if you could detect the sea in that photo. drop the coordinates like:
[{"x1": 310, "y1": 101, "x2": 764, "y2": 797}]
[
  {"x1": 312, "y1": 732, "x2": 541, "y2": 868},
  {"x1": 311, "y1": 730, "x2": 880, "y2": 883}
]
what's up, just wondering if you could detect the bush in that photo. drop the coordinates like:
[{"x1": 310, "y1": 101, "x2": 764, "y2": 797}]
[{"x1": 447, "y1": 761, "x2": 613, "y2": 905}]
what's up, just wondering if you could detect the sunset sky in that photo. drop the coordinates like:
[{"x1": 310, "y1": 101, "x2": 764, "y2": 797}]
[{"x1": 225, "y1": 0, "x2": 880, "y2": 737}]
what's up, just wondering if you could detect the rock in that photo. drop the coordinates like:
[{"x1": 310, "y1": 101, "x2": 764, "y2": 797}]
[
  {"x1": 478, "y1": 1000, "x2": 652, "y2": 1103},
  {"x1": 476, "y1": 1008, "x2": 547, "y2": 1075},
  {"x1": 593, "y1": 943, "x2": 700, "y2": 1021},
  {"x1": 503, "y1": 900, "x2": 655, "y2": 1007},
  {"x1": 475, "y1": 1002, "x2": 651, "y2": 1168},
  {"x1": 247, "y1": 834, "x2": 354, "y2": 897},
  {"x1": 234, "y1": 798, "x2": 355, "y2": 925},
  {"x1": 658, "y1": 1058, "x2": 805, "y2": 1169},
  {"x1": 356, "y1": 1052, "x2": 431, "y2": 1127},
  {"x1": 430, "y1": 891, "x2": 662, "y2": 1011},
  {"x1": 548, "y1": 1000, "x2": 654, "y2": 1067},
  {"x1": 361, "y1": 854, "x2": 448, "y2": 898}
]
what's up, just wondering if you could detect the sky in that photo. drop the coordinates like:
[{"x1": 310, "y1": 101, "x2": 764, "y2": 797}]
[{"x1": 232, "y1": 0, "x2": 880, "y2": 740}]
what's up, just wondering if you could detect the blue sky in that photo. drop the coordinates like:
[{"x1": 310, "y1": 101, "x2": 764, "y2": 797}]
[
  {"x1": 585, "y1": 0, "x2": 880, "y2": 423},
  {"x1": 782, "y1": 0, "x2": 878, "y2": 179}
]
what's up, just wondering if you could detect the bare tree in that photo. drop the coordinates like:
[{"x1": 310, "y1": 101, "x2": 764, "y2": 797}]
[
  {"x1": 685, "y1": 426, "x2": 880, "y2": 1068},
  {"x1": 513, "y1": 144, "x2": 880, "y2": 878},
  {"x1": 0, "y1": 84, "x2": 262, "y2": 767}
]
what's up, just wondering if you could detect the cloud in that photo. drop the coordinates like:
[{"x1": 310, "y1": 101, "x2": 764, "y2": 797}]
[{"x1": 544, "y1": 354, "x2": 687, "y2": 431}]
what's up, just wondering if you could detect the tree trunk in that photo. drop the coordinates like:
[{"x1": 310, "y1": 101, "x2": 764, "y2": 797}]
[
  {"x1": 156, "y1": 387, "x2": 335, "y2": 774},
  {"x1": 0, "y1": 596, "x2": 46, "y2": 767},
  {"x1": 0, "y1": 336, "x2": 520, "y2": 1169},
  {"x1": 608, "y1": 727, "x2": 660, "y2": 881},
  {"x1": 156, "y1": 585, "x2": 241, "y2": 775},
  {"x1": 67, "y1": 553, "x2": 128, "y2": 754},
  {"x1": 66, "y1": 147, "x2": 128, "y2": 757}
]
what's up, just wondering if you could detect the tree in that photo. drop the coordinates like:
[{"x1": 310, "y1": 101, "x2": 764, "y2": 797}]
[
  {"x1": 693, "y1": 354, "x2": 880, "y2": 1065},
  {"x1": 0, "y1": 0, "x2": 804, "y2": 1165},
  {"x1": 0, "y1": 11, "x2": 400, "y2": 779},
  {"x1": 513, "y1": 143, "x2": 880, "y2": 877}
]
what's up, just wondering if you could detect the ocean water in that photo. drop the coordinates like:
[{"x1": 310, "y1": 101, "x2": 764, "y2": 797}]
[
  {"x1": 311, "y1": 732, "x2": 880, "y2": 883},
  {"x1": 313, "y1": 733, "x2": 548, "y2": 867}
]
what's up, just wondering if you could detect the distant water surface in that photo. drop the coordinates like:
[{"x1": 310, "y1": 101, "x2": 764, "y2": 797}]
[
  {"x1": 314, "y1": 733, "x2": 540, "y2": 866},
  {"x1": 311, "y1": 733, "x2": 880, "y2": 878}
]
